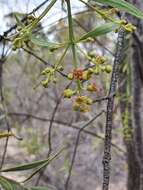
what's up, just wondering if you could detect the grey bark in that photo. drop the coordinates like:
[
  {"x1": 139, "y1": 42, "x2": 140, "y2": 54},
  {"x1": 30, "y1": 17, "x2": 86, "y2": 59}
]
[{"x1": 119, "y1": 0, "x2": 143, "y2": 189}]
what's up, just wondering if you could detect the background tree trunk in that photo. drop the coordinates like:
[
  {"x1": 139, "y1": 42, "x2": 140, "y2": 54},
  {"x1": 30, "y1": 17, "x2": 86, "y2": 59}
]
[{"x1": 119, "y1": 0, "x2": 143, "y2": 189}]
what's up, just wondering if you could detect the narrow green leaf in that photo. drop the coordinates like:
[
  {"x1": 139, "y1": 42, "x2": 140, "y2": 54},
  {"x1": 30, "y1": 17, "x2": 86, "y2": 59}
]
[
  {"x1": 1, "y1": 159, "x2": 50, "y2": 172},
  {"x1": 0, "y1": 176, "x2": 15, "y2": 190},
  {"x1": 94, "y1": 0, "x2": 143, "y2": 19},
  {"x1": 0, "y1": 176, "x2": 29, "y2": 190},
  {"x1": 22, "y1": 161, "x2": 50, "y2": 183},
  {"x1": 1, "y1": 148, "x2": 64, "y2": 172},
  {"x1": 0, "y1": 176, "x2": 51, "y2": 190},
  {"x1": 30, "y1": 35, "x2": 66, "y2": 50},
  {"x1": 78, "y1": 22, "x2": 118, "y2": 42}
]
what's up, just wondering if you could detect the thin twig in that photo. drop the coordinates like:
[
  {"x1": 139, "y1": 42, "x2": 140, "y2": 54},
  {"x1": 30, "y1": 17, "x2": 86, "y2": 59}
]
[
  {"x1": 0, "y1": 41, "x2": 11, "y2": 170},
  {"x1": 8, "y1": 112, "x2": 125, "y2": 154},
  {"x1": 34, "y1": 99, "x2": 61, "y2": 185},
  {"x1": 0, "y1": 0, "x2": 50, "y2": 39},
  {"x1": 35, "y1": 82, "x2": 72, "y2": 185},
  {"x1": 65, "y1": 110, "x2": 104, "y2": 190},
  {"x1": 23, "y1": 48, "x2": 68, "y2": 78}
]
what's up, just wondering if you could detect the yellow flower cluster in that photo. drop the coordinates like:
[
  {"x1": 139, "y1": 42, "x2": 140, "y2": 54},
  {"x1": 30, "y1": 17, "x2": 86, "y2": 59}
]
[
  {"x1": 62, "y1": 54, "x2": 112, "y2": 112},
  {"x1": 12, "y1": 15, "x2": 36, "y2": 51},
  {"x1": 73, "y1": 96, "x2": 93, "y2": 113},
  {"x1": 41, "y1": 66, "x2": 63, "y2": 88}
]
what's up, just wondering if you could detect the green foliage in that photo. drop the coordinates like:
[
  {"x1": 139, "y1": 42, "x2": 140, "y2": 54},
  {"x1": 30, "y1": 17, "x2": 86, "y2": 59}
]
[
  {"x1": 94, "y1": 0, "x2": 143, "y2": 19},
  {"x1": 1, "y1": 148, "x2": 63, "y2": 172},
  {"x1": 0, "y1": 149, "x2": 63, "y2": 188},
  {"x1": 77, "y1": 22, "x2": 118, "y2": 42},
  {"x1": 122, "y1": 109, "x2": 133, "y2": 141},
  {"x1": 0, "y1": 176, "x2": 50, "y2": 190},
  {"x1": 30, "y1": 35, "x2": 66, "y2": 51}
]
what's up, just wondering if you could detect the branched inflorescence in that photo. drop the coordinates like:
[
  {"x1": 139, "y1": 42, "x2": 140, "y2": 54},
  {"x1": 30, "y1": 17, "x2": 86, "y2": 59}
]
[{"x1": 4, "y1": 0, "x2": 136, "y2": 114}]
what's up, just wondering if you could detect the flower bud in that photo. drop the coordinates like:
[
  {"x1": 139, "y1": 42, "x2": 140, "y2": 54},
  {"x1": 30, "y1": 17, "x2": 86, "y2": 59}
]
[
  {"x1": 93, "y1": 67, "x2": 100, "y2": 75},
  {"x1": 58, "y1": 66, "x2": 64, "y2": 71},
  {"x1": 73, "y1": 102, "x2": 80, "y2": 111},
  {"x1": 63, "y1": 89, "x2": 75, "y2": 98},
  {"x1": 86, "y1": 83, "x2": 97, "y2": 92},
  {"x1": 53, "y1": 78, "x2": 57, "y2": 83},
  {"x1": 105, "y1": 65, "x2": 112, "y2": 73},
  {"x1": 88, "y1": 68, "x2": 94, "y2": 74},
  {"x1": 95, "y1": 55, "x2": 106, "y2": 64},
  {"x1": 100, "y1": 65, "x2": 106, "y2": 72},
  {"x1": 85, "y1": 97, "x2": 93, "y2": 105},
  {"x1": 82, "y1": 71, "x2": 91, "y2": 80},
  {"x1": 27, "y1": 15, "x2": 35, "y2": 21},
  {"x1": 41, "y1": 79, "x2": 48, "y2": 88},
  {"x1": 17, "y1": 26, "x2": 22, "y2": 31},
  {"x1": 79, "y1": 105, "x2": 90, "y2": 113},
  {"x1": 124, "y1": 23, "x2": 136, "y2": 32},
  {"x1": 41, "y1": 68, "x2": 51, "y2": 75},
  {"x1": 67, "y1": 73, "x2": 74, "y2": 80}
]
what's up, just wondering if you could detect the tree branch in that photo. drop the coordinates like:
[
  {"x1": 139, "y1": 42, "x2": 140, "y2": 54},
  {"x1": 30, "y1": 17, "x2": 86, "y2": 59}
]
[{"x1": 102, "y1": 28, "x2": 125, "y2": 190}]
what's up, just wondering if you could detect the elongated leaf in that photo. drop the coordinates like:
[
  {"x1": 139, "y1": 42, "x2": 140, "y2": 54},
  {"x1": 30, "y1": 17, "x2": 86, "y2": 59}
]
[
  {"x1": 1, "y1": 148, "x2": 64, "y2": 172},
  {"x1": 30, "y1": 35, "x2": 65, "y2": 50},
  {"x1": 0, "y1": 176, "x2": 51, "y2": 190},
  {"x1": 78, "y1": 22, "x2": 118, "y2": 42},
  {"x1": 22, "y1": 161, "x2": 50, "y2": 182},
  {"x1": 94, "y1": 0, "x2": 143, "y2": 19},
  {"x1": 0, "y1": 176, "x2": 13, "y2": 190},
  {"x1": 2, "y1": 176, "x2": 25, "y2": 190},
  {"x1": 0, "y1": 132, "x2": 14, "y2": 139},
  {"x1": 1, "y1": 159, "x2": 50, "y2": 172}
]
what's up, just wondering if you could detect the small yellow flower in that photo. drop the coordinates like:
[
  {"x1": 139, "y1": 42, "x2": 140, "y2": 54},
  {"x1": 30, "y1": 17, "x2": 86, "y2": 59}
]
[
  {"x1": 77, "y1": 96, "x2": 92, "y2": 105},
  {"x1": 100, "y1": 65, "x2": 106, "y2": 72},
  {"x1": 87, "y1": 83, "x2": 97, "y2": 92},
  {"x1": 72, "y1": 102, "x2": 80, "y2": 111},
  {"x1": 93, "y1": 66, "x2": 100, "y2": 75},
  {"x1": 84, "y1": 97, "x2": 93, "y2": 105},
  {"x1": 72, "y1": 102, "x2": 90, "y2": 113},
  {"x1": 41, "y1": 67, "x2": 51, "y2": 75},
  {"x1": 79, "y1": 104, "x2": 90, "y2": 113},
  {"x1": 58, "y1": 66, "x2": 64, "y2": 71},
  {"x1": 124, "y1": 23, "x2": 136, "y2": 32},
  {"x1": 75, "y1": 96, "x2": 85, "y2": 104},
  {"x1": 94, "y1": 55, "x2": 106, "y2": 64},
  {"x1": 88, "y1": 68, "x2": 94, "y2": 74},
  {"x1": 63, "y1": 89, "x2": 75, "y2": 98},
  {"x1": 82, "y1": 71, "x2": 92, "y2": 80},
  {"x1": 67, "y1": 73, "x2": 74, "y2": 80},
  {"x1": 41, "y1": 79, "x2": 48, "y2": 88}
]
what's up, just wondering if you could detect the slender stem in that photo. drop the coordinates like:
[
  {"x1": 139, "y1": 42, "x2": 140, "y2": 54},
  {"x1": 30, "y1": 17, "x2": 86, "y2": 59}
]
[
  {"x1": 32, "y1": 0, "x2": 57, "y2": 28},
  {"x1": 65, "y1": 111, "x2": 105, "y2": 190},
  {"x1": 76, "y1": 45, "x2": 91, "y2": 60},
  {"x1": 79, "y1": 0, "x2": 115, "y2": 23},
  {"x1": 55, "y1": 45, "x2": 70, "y2": 70},
  {"x1": 66, "y1": 0, "x2": 82, "y2": 91},
  {"x1": 66, "y1": 0, "x2": 77, "y2": 68}
]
